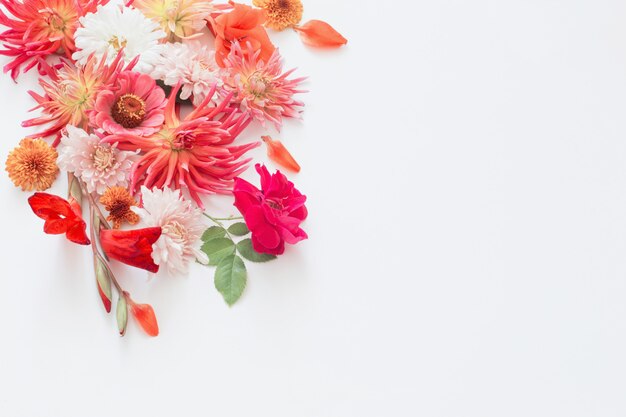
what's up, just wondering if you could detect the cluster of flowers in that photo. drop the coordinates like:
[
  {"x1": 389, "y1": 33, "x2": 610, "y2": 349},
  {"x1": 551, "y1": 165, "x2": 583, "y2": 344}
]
[{"x1": 2, "y1": 0, "x2": 346, "y2": 336}]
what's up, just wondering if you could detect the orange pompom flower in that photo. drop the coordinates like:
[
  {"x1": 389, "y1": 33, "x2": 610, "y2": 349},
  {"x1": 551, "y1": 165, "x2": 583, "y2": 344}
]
[
  {"x1": 5, "y1": 138, "x2": 59, "y2": 191},
  {"x1": 100, "y1": 187, "x2": 140, "y2": 229},
  {"x1": 253, "y1": 0, "x2": 303, "y2": 31}
]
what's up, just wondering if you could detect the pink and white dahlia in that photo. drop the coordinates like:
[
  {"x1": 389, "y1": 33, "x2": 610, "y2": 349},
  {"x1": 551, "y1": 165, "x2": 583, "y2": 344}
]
[
  {"x1": 102, "y1": 84, "x2": 259, "y2": 208},
  {"x1": 57, "y1": 125, "x2": 136, "y2": 194},
  {"x1": 73, "y1": 1, "x2": 165, "y2": 73},
  {"x1": 151, "y1": 41, "x2": 223, "y2": 107},
  {"x1": 90, "y1": 71, "x2": 166, "y2": 136},
  {"x1": 132, "y1": 186, "x2": 208, "y2": 275},
  {"x1": 221, "y1": 41, "x2": 306, "y2": 130}
]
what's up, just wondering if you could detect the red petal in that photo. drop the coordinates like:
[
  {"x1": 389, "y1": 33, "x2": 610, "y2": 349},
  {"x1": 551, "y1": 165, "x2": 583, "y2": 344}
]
[
  {"x1": 294, "y1": 20, "x2": 347, "y2": 48},
  {"x1": 100, "y1": 228, "x2": 161, "y2": 273},
  {"x1": 262, "y1": 136, "x2": 301, "y2": 173},
  {"x1": 66, "y1": 221, "x2": 91, "y2": 245},
  {"x1": 130, "y1": 302, "x2": 159, "y2": 337}
]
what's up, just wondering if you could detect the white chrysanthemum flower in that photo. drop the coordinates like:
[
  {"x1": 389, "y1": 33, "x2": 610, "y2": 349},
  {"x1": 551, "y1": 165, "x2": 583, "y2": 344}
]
[
  {"x1": 132, "y1": 186, "x2": 208, "y2": 275},
  {"x1": 57, "y1": 125, "x2": 137, "y2": 195},
  {"x1": 151, "y1": 41, "x2": 223, "y2": 106},
  {"x1": 73, "y1": 1, "x2": 166, "y2": 73}
]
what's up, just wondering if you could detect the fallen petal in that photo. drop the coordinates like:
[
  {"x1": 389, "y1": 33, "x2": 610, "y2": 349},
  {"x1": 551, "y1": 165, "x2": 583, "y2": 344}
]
[{"x1": 294, "y1": 20, "x2": 347, "y2": 48}]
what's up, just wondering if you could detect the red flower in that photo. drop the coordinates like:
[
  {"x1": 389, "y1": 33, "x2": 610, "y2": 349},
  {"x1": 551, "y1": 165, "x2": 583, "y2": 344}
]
[
  {"x1": 100, "y1": 227, "x2": 161, "y2": 273},
  {"x1": 233, "y1": 164, "x2": 307, "y2": 255},
  {"x1": 208, "y1": 1, "x2": 276, "y2": 67},
  {"x1": 28, "y1": 192, "x2": 90, "y2": 245}
]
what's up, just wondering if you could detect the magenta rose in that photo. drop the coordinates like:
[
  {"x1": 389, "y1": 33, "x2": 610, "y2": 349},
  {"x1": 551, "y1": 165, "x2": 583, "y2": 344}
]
[{"x1": 233, "y1": 164, "x2": 308, "y2": 255}]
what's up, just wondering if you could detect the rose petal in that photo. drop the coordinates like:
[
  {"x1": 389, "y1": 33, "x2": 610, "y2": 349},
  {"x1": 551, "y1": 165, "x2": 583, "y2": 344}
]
[{"x1": 294, "y1": 20, "x2": 347, "y2": 48}]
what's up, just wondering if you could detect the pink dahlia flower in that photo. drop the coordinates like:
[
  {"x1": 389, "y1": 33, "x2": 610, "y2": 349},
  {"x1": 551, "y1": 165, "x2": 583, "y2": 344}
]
[
  {"x1": 233, "y1": 164, "x2": 308, "y2": 255},
  {"x1": 102, "y1": 83, "x2": 259, "y2": 208},
  {"x1": 0, "y1": 0, "x2": 106, "y2": 80},
  {"x1": 221, "y1": 41, "x2": 306, "y2": 130},
  {"x1": 90, "y1": 71, "x2": 166, "y2": 136}
]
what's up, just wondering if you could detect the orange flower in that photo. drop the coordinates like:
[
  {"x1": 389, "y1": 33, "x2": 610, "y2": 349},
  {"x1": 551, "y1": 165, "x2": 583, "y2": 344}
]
[
  {"x1": 253, "y1": 0, "x2": 303, "y2": 31},
  {"x1": 208, "y1": 1, "x2": 276, "y2": 67},
  {"x1": 5, "y1": 138, "x2": 59, "y2": 191},
  {"x1": 100, "y1": 187, "x2": 140, "y2": 229}
]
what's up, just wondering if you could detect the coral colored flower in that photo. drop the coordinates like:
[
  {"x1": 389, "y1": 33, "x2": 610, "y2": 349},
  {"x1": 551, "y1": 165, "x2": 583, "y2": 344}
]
[
  {"x1": 252, "y1": 0, "x2": 302, "y2": 31},
  {"x1": 28, "y1": 192, "x2": 91, "y2": 245},
  {"x1": 99, "y1": 227, "x2": 161, "y2": 273},
  {"x1": 133, "y1": 0, "x2": 216, "y2": 42},
  {"x1": 233, "y1": 164, "x2": 307, "y2": 255},
  {"x1": 150, "y1": 41, "x2": 223, "y2": 107},
  {"x1": 0, "y1": 0, "x2": 105, "y2": 80},
  {"x1": 222, "y1": 41, "x2": 306, "y2": 130},
  {"x1": 73, "y1": 2, "x2": 165, "y2": 73},
  {"x1": 102, "y1": 83, "x2": 259, "y2": 207},
  {"x1": 91, "y1": 71, "x2": 166, "y2": 136},
  {"x1": 208, "y1": 1, "x2": 275, "y2": 68},
  {"x1": 57, "y1": 125, "x2": 137, "y2": 195},
  {"x1": 5, "y1": 138, "x2": 59, "y2": 191},
  {"x1": 23, "y1": 52, "x2": 130, "y2": 145},
  {"x1": 132, "y1": 186, "x2": 208, "y2": 275},
  {"x1": 100, "y1": 186, "x2": 139, "y2": 229}
]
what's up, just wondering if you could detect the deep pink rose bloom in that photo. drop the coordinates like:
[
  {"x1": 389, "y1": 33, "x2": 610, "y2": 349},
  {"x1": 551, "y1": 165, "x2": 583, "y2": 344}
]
[{"x1": 233, "y1": 164, "x2": 308, "y2": 255}]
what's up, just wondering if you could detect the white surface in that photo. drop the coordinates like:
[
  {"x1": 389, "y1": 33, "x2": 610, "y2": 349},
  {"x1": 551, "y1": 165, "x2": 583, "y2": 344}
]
[{"x1": 1, "y1": 0, "x2": 626, "y2": 415}]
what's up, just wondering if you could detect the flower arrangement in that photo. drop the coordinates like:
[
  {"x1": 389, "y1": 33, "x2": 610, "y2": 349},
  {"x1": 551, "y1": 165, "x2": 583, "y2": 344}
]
[{"x1": 1, "y1": 0, "x2": 346, "y2": 336}]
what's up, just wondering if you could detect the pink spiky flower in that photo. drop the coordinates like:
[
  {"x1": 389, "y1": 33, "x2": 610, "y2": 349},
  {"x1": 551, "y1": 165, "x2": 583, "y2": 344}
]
[
  {"x1": 23, "y1": 52, "x2": 133, "y2": 146},
  {"x1": 102, "y1": 83, "x2": 259, "y2": 208},
  {"x1": 90, "y1": 70, "x2": 166, "y2": 136},
  {"x1": 0, "y1": 0, "x2": 107, "y2": 80},
  {"x1": 221, "y1": 41, "x2": 306, "y2": 131}
]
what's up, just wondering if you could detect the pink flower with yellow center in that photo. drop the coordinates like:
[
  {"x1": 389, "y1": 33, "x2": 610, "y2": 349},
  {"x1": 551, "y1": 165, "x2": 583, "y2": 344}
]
[
  {"x1": 22, "y1": 51, "x2": 133, "y2": 146},
  {"x1": 90, "y1": 70, "x2": 166, "y2": 136},
  {"x1": 221, "y1": 41, "x2": 306, "y2": 130},
  {"x1": 102, "y1": 83, "x2": 259, "y2": 208},
  {"x1": 0, "y1": 0, "x2": 106, "y2": 80}
]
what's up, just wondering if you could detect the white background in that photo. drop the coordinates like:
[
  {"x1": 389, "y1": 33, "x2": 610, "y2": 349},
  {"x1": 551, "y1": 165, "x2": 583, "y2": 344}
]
[{"x1": 1, "y1": 0, "x2": 626, "y2": 415}]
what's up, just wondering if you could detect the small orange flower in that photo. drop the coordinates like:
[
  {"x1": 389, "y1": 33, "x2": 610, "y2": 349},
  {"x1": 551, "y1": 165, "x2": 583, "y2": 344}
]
[
  {"x1": 5, "y1": 138, "x2": 59, "y2": 191},
  {"x1": 100, "y1": 187, "x2": 140, "y2": 229},
  {"x1": 253, "y1": 0, "x2": 303, "y2": 31}
]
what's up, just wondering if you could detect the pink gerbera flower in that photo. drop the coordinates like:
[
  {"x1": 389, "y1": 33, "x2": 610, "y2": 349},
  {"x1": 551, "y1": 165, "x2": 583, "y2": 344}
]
[
  {"x1": 102, "y1": 83, "x2": 259, "y2": 208},
  {"x1": 0, "y1": 0, "x2": 106, "y2": 80},
  {"x1": 221, "y1": 41, "x2": 306, "y2": 130},
  {"x1": 23, "y1": 51, "x2": 132, "y2": 146},
  {"x1": 90, "y1": 71, "x2": 166, "y2": 136}
]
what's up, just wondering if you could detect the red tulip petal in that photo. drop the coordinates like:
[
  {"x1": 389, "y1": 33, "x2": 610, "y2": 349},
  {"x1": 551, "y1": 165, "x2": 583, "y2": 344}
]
[
  {"x1": 294, "y1": 20, "x2": 347, "y2": 48},
  {"x1": 262, "y1": 136, "x2": 301, "y2": 173},
  {"x1": 130, "y1": 302, "x2": 159, "y2": 337}
]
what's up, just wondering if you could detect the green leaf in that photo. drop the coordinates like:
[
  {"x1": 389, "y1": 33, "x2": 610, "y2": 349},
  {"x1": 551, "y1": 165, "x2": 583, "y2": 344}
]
[
  {"x1": 116, "y1": 295, "x2": 128, "y2": 336},
  {"x1": 202, "y1": 237, "x2": 235, "y2": 265},
  {"x1": 202, "y1": 226, "x2": 226, "y2": 242},
  {"x1": 214, "y1": 255, "x2": 247, "y2": 306},
  {"x1": 228, "y1": 222, "x2": 250, "y2": 236},
  {"x1": 236, "y1": 239, "x2": 277, "y2": 263}
]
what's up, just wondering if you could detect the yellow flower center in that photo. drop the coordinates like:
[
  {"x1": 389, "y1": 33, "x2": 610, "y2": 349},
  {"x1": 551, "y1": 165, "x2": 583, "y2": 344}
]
[{"x1": 108, "y1": 36, "x2": 128, "y2": 51}]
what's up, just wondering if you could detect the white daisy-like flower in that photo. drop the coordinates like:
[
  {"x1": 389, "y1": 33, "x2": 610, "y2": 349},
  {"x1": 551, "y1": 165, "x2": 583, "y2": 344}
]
[
  {"x1": 57, "y1": 125, "x2": 137, "y2": 195},
  {"x1": 151, "y1": 41, "x2": 223, "y2": 106},
  {"x1": 73, "y1": 1, "x2": 166, "y2": 73},
  {"x1": 132, "y1": 186, "x2": 208, "y2": 275}
]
